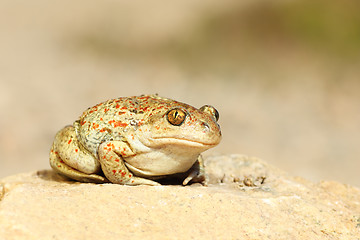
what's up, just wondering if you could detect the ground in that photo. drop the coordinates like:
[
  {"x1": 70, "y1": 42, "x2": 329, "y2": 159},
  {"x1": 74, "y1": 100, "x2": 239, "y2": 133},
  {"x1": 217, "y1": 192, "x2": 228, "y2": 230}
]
[{"x1": 1, "y1": 155, "x2": 359, "y2": 239}]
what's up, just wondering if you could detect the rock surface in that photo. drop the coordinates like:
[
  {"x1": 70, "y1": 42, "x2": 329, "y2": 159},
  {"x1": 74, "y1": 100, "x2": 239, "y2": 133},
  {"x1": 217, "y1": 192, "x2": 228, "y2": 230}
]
[{"x1": 0, "y1": 155, "x2": 359, "y2": 240}]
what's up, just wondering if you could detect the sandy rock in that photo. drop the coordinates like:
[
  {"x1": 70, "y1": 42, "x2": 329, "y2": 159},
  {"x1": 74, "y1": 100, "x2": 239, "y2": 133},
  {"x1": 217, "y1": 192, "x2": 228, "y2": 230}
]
[{"x1": 0, "y1": 155, "x2": 359, "y2": 240}]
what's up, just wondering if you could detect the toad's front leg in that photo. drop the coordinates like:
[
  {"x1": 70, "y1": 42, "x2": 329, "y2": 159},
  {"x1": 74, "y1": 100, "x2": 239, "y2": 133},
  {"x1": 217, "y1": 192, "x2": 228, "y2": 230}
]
[
  {"x1": 182, "y1": 155, "x2": 207, "y2": 186},
  {"x1": 98, "y1": 141, "x2": 160, "y2": 186}
]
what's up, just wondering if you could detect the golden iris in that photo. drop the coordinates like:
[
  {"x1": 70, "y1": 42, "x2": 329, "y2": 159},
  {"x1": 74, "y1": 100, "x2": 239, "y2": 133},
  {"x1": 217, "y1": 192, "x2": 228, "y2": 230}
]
[{"x1": 167, "y1": 109, "x2": 187, "y2": 126}]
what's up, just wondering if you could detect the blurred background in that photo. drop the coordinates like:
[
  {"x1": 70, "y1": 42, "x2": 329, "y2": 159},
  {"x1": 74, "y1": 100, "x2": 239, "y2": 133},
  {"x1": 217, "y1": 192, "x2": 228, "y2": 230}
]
[{"x1": 1, "y1": 0, "x2": 359, "y2": 187}]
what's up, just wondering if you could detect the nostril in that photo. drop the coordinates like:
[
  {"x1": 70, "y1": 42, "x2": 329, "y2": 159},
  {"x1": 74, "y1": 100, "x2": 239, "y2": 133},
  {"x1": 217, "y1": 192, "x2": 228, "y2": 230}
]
[{"x1": 201, "y1": 121, "x2": 210, "y2": 131}]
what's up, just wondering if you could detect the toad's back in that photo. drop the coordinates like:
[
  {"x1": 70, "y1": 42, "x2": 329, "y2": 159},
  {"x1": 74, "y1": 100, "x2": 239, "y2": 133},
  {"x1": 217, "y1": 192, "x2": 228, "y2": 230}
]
[{"x1": 75, "y1": 95, "x2": 195, "y2": 156}]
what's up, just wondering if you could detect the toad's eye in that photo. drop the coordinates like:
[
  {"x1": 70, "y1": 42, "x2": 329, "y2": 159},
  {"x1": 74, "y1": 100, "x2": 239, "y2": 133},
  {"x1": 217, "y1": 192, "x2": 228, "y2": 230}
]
[{"x1": 167, "y1": 109, "x2": 187, "y2": 126}]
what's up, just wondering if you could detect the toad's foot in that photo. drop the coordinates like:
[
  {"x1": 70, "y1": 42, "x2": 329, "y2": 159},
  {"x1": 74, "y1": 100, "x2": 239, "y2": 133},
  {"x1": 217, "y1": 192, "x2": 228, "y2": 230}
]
[{"x1": 182, "y1": 155, "x2": 207, "y2": 186}]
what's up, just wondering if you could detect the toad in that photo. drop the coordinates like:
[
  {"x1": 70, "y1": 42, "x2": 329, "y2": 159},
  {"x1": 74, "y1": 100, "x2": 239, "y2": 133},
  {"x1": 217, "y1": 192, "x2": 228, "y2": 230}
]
[{"x1": 50, "y1": 94, "x2": 221, "y2": 185}]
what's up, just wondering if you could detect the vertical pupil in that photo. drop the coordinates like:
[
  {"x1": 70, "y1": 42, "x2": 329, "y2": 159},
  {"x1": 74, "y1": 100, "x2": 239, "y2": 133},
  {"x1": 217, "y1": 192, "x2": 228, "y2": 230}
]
[{"x1": 174, "y1": 111, "x2": 178, "y2": 118}]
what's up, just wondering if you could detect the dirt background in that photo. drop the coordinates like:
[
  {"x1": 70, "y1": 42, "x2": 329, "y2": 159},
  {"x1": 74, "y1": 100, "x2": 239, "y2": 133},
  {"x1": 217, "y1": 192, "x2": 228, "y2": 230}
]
[{"x1": 1, "y1": 0, "x2": 359, "y2": 187}]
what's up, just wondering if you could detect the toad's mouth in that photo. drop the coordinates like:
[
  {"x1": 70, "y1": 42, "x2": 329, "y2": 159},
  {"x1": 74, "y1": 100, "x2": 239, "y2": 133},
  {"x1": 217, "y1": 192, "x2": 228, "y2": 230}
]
[{"x1": 149, "y1": 137, "x2": 218, "y2": 148}]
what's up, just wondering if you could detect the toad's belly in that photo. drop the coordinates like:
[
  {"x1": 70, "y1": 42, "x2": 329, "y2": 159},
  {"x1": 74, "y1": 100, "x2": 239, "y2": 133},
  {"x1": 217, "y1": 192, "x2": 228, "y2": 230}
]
[{"x1": 124, "y1": 150, "x2": 199, "y2": 177}]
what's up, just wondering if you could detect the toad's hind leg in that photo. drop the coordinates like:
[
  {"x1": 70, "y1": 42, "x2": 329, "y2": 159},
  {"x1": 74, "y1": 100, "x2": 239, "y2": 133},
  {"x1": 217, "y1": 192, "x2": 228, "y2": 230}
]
[
  {"x1": 49, "y1": 126, "x2": 108, "y2": 183},
  {"x1": 50, "y1": 149, "x2": 108, "y2": 183}
]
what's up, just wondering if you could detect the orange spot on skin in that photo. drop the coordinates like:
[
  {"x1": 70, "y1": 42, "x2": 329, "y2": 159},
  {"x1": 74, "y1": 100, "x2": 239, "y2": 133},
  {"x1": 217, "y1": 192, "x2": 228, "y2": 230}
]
[
  {"x1": 113, "y1": 121, "x2": 128, "y2": 128},
  {"x1": 112, "y1": 170, "x2": 116, "y2": 174},
  {"x1": 104, "y1": 108, "x2": 109, "y2": 113},
  {"x1": 121, "y1": 172, "x2": 126, "y2": 177},
  {"x1": 81, "y1": 120, "x2": 86, "y2": 126},
  {"x1": 68, "y1": 139, "x2": 72, "y2": 144},
  {"x1": 118, "y1": 111, "x2": 125, "y2": 115},
  {"x1": 115, "y1": 159, "x2": 120, "y2": 162},
  {"x1": 92, "y1": 123, "x2": 99, "y2": 129},
  {"x1": 140, "y1": 107, "x2": 149, "y2": 112},
  {"x1": 116, "y1": 104, "x2": 120, "y2": 108},
  {"x1": 89, "y1": 107, "x2": 98, "y2": 114},
  {"x1": 75, "y1": 149, "x2": 78, "y2": 152},
  {"x1": 60, "y1": 160, "x2": 65, "y2": 163}
]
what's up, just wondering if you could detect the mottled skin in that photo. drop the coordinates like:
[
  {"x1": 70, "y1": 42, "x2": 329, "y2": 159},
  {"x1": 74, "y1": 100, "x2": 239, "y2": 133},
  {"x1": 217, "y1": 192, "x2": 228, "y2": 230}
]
[{"x1": 50, "y1": 95, "x2": 221, "y2": 186}]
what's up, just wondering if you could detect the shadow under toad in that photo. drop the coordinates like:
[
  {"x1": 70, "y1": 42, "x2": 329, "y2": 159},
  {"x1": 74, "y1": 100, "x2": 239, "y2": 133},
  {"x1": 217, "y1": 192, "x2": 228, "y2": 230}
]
[
  {"x1": 36, "y1": 169, "x2": 188, "y2": 186},
  {"x1": 36, "y1": 169, "x2": 80, "y2": 184}
]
